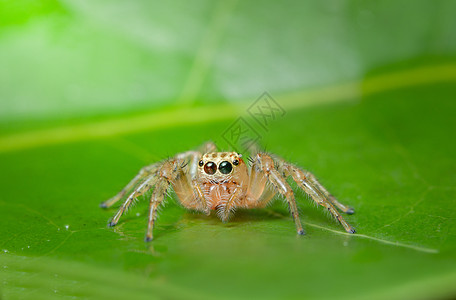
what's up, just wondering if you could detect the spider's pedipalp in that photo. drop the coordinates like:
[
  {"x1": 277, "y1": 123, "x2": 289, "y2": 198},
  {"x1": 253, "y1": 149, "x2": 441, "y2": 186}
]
[{"x1": 218, "y1": 187, "x2": 243, "y2": 222}]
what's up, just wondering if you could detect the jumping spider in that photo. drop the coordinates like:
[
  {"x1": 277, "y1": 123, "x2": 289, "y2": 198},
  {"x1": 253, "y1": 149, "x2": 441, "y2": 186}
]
[{"x1": 101, "y1": 141, "x2": 356, "y2": 241}]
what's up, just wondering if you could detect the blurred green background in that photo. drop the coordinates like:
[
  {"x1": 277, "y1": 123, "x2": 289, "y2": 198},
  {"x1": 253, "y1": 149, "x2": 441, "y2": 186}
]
[{"x1": 1, "y1": 1, "x2": 456, "y2": 299}]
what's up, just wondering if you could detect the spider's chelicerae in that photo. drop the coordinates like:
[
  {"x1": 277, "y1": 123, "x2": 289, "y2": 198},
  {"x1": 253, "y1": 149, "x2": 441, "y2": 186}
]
[{"x1": 101, "y1": 141, "x2": 356, "y2": 241}]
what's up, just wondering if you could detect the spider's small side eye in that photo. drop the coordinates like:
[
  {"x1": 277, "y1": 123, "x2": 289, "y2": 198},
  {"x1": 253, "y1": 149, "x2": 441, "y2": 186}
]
[
  {"x1": 198, "y1": 160, "x2": 204, "y2": 167},
  {"x1": 233, "y1": 159, "x2": 239, "y2": 166},
  {"x1": 219, "y1": 161, "x2": 233, "y2": 174},
  {"x1": 204, "y1": 162, "x2": 217, "y2": 175}
]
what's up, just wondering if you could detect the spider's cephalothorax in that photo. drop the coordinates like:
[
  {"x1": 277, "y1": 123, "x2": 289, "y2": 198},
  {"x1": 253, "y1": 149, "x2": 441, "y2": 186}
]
[
  {"x1": 197, "y1": 152, "x2": 248, "y2": 211},
  {"x1": 101, "y1": 142, "x2": 356, "y2": 241}
]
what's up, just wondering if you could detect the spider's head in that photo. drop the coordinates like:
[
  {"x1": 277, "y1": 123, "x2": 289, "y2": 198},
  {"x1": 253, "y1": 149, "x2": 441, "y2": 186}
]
[{"x1": 198, "y1": 152, "x2": 247, "y2": 181}]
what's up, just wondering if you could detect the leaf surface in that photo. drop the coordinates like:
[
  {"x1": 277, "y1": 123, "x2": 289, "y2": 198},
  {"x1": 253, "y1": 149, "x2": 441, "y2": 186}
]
[{"x1": 1, "y1": 1, "x2": 456, "y2": 300}]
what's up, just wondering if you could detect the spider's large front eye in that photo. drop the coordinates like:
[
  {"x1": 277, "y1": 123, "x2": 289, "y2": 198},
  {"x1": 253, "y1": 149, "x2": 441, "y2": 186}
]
[
  {"x1": 219, "y1": 161, "x2": 233, "y2": 174},
  {"x1": 204, "y1": 162, "x2": 217, "y2": 175}
]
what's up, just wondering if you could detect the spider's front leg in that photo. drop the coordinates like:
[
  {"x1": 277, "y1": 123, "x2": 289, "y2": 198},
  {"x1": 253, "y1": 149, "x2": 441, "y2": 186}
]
[
  {"x1": 145, "y1": 158, "x2": 211, "y2": 241},
  {"x1": 254, "y1": 154, "x2": 305, "y2": 235},
  {"x1": 300, "y1": 170, "x2": 354, "y2": 215},
  {"x1": 103, "y1": 142, "x2": 214, "y2": 241},
  {"x1": 107, "y1": 173, "x2": 159, "y2": 227},
  {"x1": 104, "y1": 158, "x2": 180, "y2": 240},
  {"x1": 145, "y1": 160, "x2": 178, "y2": 241},
  {"x1": 100, "y1": 163, "x2": 160, "y2": 209},
  {"x1": 276, "y1": 158, "x2": 356, "y2": 234}
]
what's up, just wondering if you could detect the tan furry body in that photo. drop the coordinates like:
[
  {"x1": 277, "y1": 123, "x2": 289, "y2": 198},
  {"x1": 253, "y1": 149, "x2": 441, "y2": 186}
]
[{"x1": 101, "y1": 141, "x2": 356, "y2": 241}]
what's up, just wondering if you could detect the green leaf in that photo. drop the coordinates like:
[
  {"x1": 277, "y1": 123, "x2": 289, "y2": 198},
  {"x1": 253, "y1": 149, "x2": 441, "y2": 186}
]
[{"x1": 1, "y1": 1, "x2": 456, "y2": 300}]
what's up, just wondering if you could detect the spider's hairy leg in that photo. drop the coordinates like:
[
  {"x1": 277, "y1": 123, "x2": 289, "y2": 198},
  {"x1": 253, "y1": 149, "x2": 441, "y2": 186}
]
[
  {"x1": 174, "y1": 141, "x2": 216, "y2": 180},
  {"x1": 302, "y1": 171, "x2": 354, "y2": 214},
  {"x1": 244, "y1": 139, "x2": 262, "y2": 156},
  {"x1": 145, "y1": 160, "x2": 180, "y2": 241},
  {"x1": 282, "y1": 163, "x2": 356, "y2": 234},
  {"x1": 100, "y1": 163, "x2": 160, "y2": 208},
  {"x1": 108, "y1": 174, "x2": 158, "y2": 227},
  {"x1": 256, "y1": 153, "x2": 305, "y2": 235},
  {"x1": 199, "y1": 141, "x2": 217, "y2": 153},
  {"x1": 145, "y1": 178, "x2": 169, "y2": 242},
  {"x1": 245, "y1": 160, "x2": 276, "y2": 208}
]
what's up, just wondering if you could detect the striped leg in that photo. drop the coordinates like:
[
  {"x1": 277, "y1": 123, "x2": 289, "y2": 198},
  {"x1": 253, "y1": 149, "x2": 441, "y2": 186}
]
[
  {"x1": 283, "y1": 163, "x2": 355, "y2": 234},
  {"x1": 100, "y1": 163, "x2": 160, "y2": 208},
  {"x1": 108, "y1": 175, "x2": 158, "y2": 227},
  {"x1": 145, "y1": 177, "x2": 170, "y2": 241},
  {"x1": 302, "y1": 171, "x2": 354, "y2": 214},
  {"x1": 255, "y1": 153, "x2": 305, "y2": 235}
]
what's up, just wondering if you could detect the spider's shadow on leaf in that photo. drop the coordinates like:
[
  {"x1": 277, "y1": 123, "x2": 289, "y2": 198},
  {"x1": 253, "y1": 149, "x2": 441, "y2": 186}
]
[{"x1": 182, "y1": 208, "x2": 289, "y2": 224}]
